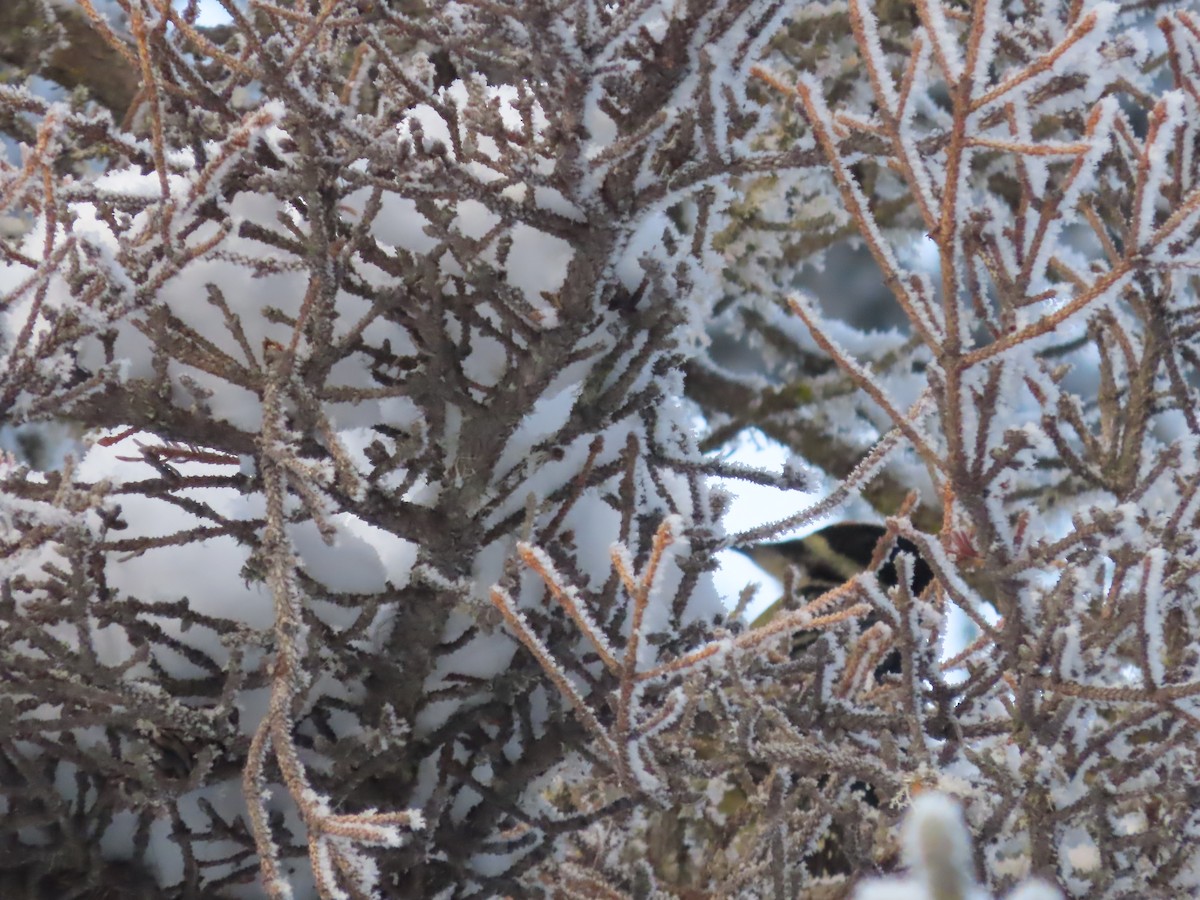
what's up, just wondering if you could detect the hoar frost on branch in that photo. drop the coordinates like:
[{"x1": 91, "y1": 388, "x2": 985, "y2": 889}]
[{"x1": 1, "y1": 0, "x2": 1199, "y2": 898}]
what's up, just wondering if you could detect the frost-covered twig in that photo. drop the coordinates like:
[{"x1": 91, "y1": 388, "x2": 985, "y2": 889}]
[{"x1": 244, "y1": 346, "x2": 421, "y2": 899}]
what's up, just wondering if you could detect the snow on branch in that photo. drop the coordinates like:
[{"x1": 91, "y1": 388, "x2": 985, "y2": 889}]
[{"x1": 3, "y1": 0, "x2": 1200, "y2": 896}]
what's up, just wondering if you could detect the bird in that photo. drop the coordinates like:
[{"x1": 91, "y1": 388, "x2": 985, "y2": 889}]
[
  {"x1": 730, "y1": 523, "x2": 938, "y2": 878},
  {"x1": 734, "y1": 522, "x2": 934, "y2": 660}
]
